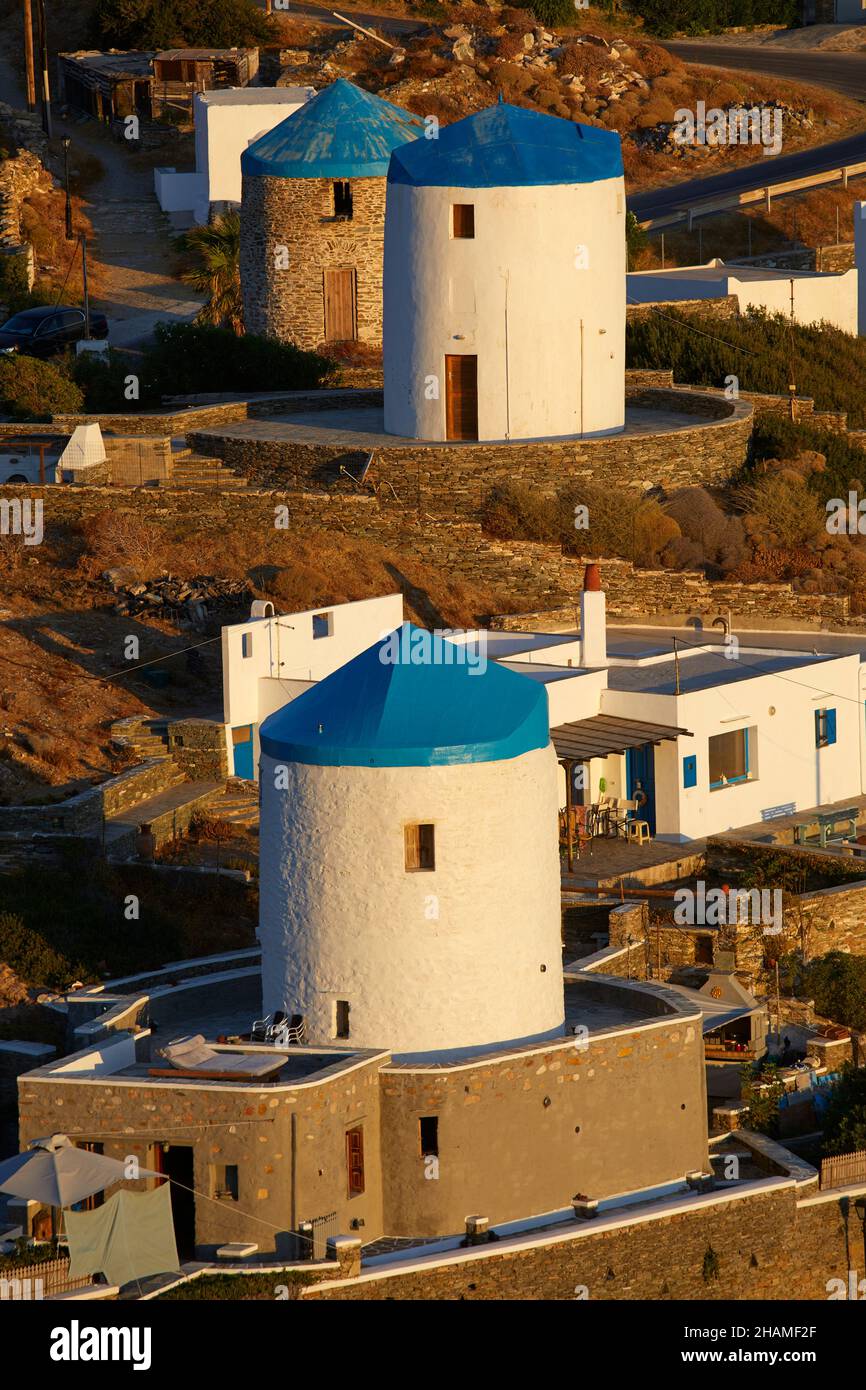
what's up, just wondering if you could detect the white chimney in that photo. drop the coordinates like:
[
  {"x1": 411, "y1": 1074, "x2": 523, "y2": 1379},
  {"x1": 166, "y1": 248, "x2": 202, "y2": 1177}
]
[{"x1": 579, "y1": 562, "x2": 607, "y2": 668}]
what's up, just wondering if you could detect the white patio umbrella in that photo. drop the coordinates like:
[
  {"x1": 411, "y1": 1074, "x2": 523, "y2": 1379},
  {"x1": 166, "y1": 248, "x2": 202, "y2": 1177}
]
[{"x1": 0, "y1": 1134, "x2": 160, "y2": 1208}]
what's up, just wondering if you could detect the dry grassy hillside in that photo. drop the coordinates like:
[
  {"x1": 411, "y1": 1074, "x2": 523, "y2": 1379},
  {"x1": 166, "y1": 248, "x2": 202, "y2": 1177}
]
[{"x1": 0, "y1": 513, "x2": 513, "y2": 804}]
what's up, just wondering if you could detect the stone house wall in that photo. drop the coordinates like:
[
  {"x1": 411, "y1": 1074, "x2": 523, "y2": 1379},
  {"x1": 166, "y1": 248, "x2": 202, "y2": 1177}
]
[{"x1": 241, "y1": 172, "x2": 386, "y2": 348}]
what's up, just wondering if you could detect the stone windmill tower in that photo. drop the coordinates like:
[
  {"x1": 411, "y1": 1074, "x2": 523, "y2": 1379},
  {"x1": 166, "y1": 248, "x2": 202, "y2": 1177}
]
[
  {"x1": 257, "y1": 625, "x2": 565, "y2": 1060},
  {"x1": 240, "y1": 79, "x2": 423, "y2": 350}
]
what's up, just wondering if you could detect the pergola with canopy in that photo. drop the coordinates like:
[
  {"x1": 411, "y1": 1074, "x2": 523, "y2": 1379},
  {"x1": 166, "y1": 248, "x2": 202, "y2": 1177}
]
[{"x1": 551, "y1": 714, "x2": 693, "y2": 870}]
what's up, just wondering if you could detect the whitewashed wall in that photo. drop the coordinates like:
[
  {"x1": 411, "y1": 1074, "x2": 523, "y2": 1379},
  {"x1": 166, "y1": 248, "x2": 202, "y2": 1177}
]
[
  {"x1": 603, "y1": 654, "x2": 863, "y2": 841},
  {"x1": 258, "y1": 744, "x2": 565, "y2": 1059},
  {"x1": 384, "y1": 178, "x2": 626, "y2": 440}
]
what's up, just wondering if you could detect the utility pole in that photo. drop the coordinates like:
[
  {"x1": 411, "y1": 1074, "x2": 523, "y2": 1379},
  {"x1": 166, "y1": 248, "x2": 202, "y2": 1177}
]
[
  {"x1": 35, "y1": 0, "x2": 51, "y2": 137},
  {"x1": 80, "y1": 234, "x2": 91, "y2": 339},
  {"x1": 23, "y1": 0, "x2": 36, "y2": 112}
]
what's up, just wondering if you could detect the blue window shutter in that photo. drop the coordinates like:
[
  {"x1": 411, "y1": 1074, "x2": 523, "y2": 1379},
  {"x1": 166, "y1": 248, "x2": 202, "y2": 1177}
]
[
  {"x1": 683, "y1": 754, "x2": 697, "y2": 789},
  {"x1": 826, "y1": 709, "x2": 836, "y2": 745},
  {"x1": 815, "y1": 710, "x2": 822, "y2": 747}
]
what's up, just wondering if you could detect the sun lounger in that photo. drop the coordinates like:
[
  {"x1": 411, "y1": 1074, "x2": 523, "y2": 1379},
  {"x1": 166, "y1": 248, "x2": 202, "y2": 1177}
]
[{"x1": 149, "y1": 1034, "x2": 288, "y2": 1081}]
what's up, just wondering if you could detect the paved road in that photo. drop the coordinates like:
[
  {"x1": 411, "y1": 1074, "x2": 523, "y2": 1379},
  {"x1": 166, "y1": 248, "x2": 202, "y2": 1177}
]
[
  {"x1": 260, "y1": 1, "x2": 425, "y2": 34},
  {"x1": 662, "y1": 40, "x2": 866, "y2": 103},
  {"x1": 628, "y1": 125, "x2": 866, "y2": 220},
  {"x1": 630, "y1": 41, "x2": 866, "y2": 219}
]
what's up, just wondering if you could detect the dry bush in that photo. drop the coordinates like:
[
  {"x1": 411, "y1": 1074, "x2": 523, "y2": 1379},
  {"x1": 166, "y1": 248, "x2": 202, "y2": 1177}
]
[
  {"x1": 635, "y1": 94, "x2": 676, "y2": 128},
  {"x1": 663, "y1": 487, "x2": 746, "y2": 575},
  {"x1": 78, "y1": 510, "x2": 167, "y2": 579},
  {"x1": 738, "y1": 475, "x2": 826, "y2": 551},
  {"x1": 496, "y1": 31, "x2": 528, "y2": 60}
]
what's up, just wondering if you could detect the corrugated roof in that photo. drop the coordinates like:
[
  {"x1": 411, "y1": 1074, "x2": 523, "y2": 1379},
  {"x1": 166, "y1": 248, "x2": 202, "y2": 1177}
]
[
  {"x1": 241, "y1": 78, "x2": 423, "y2": 181},
  {"x1": 551, "y1": 715, "x2": 692, "y2": 762},
  {"x1": 388, "y1": 99, "x2": 623, "y2": 189},
  {"x1": 259, "y1": 624, "x2": 550, "y2": 767}
]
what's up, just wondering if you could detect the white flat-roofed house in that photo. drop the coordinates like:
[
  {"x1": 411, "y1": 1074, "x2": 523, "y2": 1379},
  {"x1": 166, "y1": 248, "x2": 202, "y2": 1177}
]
[
  {"x1": 221, "y1": 581, "x2": 866, "y2": 840},
  {"x1": 154, "y1": 86, "x2": 315, "y2": 223},
  {"x1": 221, "y1": 593, "x2": 404, "y2": 779},
  {"x1": 628, "y1": 259, "x2": 859, "y2": 337}
]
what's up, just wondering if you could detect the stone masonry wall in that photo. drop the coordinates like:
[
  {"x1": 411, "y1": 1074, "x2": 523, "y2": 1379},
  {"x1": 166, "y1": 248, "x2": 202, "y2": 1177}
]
[
  {"x1": 190, "y1": 393, "x2": 754, "y2": 517},
  {"x1": 5, "y1": 484, "x2": 862, "y2": 632},
  {"x1": 241, "y1": 172, "x2": 386, "y2": 348},
  {"x1": 304, "y1": 1181, "x2": 860, "y2": 1301}
]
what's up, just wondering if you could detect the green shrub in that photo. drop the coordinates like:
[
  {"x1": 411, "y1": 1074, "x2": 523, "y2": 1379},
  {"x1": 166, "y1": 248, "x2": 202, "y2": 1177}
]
[
  {"x1": 91, "y1": 0, "x2": 270, "y2": 48},
  {"x1": 529, "y1": 0, "x2": 577, "y2": 26},
  {"x1": 0, "y1": 355, "x2": 84, "y2": 421},
  {"x1": 799, "y1": 951, "x2": 866, "y2": 1035},
  {"x1": 0, "y1": 911, "x2": 79, "y2": 989},
  {"x1": 750, "y1": 418, "x2": 866, "y2": 509},
  {"x1": 72, "y1": 349, "x2": 156, "y2": 413},
  {"x1": 627, "y1": 307, "x2": 866, "y2": 429},
  {"x1": 821, "y1": 1065, "x2": 866, "y2": 1156},
  {"x1": 141, "y1": 322, "x2": 335, "y2": 400}
]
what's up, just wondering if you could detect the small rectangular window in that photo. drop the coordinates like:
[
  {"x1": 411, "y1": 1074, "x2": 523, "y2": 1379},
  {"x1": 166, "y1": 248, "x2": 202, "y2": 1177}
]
[
  {"x1": 709, "y1": 729, "x2": 752, "y2": 789},
  {"x1": 346, "y1": 1125, "x2": 364, "y2": 1196},
  {"x1": 333, "y1": 181, "x2": 353, "y2": 219},
  {"x1": 312, "y1": 611, "x2": 332, "y2": 639},
  {"x1": 452, "y1": 203, "x2": 475, "y2": 238},
  {"x1": 815, "y1": 708, "x2": 837, "y2": 749},
  {"x1": 335, "y1": 999, "x2": 350, "y2": 1039},
  {"x1": 241, "y1": 632, "x2": 253, "y2": 659},
  {"x1": 694, "y1": 936, "x2": 713, "y2": 967},
  {"x1": 419, "y1": 1116, "x2": 438, "y2": 1157},
  {"x1": 213, "y1": 1164, "x2": 239, "y2": 1201},
  {"x1": 404, "y1": 823, "x2": 435, "y2": 872}
]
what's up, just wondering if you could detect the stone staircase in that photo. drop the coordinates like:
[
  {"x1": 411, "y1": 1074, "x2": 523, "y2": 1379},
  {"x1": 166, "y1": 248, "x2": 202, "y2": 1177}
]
[
  {"x1": 110, "y1": 716, "x2": 171, "y2": 761},
  {"x1": 166, "y1": 442, "x2": 249, "y2": 490}
]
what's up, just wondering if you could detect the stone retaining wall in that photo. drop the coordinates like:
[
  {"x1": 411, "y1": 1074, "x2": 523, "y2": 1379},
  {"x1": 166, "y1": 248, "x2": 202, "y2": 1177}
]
[
  {"x1": 5, "y1": 484, "x2": 862, "y2": 633},
  {"x1": 190, "y1": 391, "x2": 754, "y2": 518},
  {"x1": 0, "y1": 757, "x2": 178, "y2": 838},
  {"x1": 304, "y1": 1179, "x2": 859, "y2": 1301}
]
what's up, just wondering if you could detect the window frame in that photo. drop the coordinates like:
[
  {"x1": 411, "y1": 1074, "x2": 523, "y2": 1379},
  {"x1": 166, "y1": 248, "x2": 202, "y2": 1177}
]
[
  {"x1": 333, "y1": 180, "x2": 353, "y2": 220},
  {"x1": 404, "y1": 822, "x2": 435, "y2": 872},
  {"x1": 419, "y1": 1116, "x2": 439, "y2": 1158},
  {"x1": 815, "y1": 707, "x2": 837, "y2": 749},
  {"x1": 346, "y1": 1125, "x2": 365, "y2": 1197},
  {"x1": 708, "y1": 727, "x2": 752, "y2": 791},
  {"x1": 451, "y1": 203, "x2": 475, "y2": 239}
]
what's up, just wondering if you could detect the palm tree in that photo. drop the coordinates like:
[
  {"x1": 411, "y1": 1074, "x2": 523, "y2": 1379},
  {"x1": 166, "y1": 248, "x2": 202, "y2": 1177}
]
[{"x1": 175, "y1": 211, "x2": 243, "y2": 334}]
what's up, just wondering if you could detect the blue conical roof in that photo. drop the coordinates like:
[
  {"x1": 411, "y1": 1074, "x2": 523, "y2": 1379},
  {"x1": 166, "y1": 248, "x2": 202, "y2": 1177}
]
[
  {"x1": 241, "y1": 78, "x2": 424, "y2": 180},
  {"x1": 259, "y1": 624, "x2": 550, "y2": 767},
  {"x1": 388, "y1": 100, "x2": 623, "y2": 188}
]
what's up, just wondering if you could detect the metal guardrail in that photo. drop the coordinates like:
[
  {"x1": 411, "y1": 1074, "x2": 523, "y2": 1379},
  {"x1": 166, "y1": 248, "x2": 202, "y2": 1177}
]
[{"x1": 639, "y1": 160, "x2": 866, "y2": 231}]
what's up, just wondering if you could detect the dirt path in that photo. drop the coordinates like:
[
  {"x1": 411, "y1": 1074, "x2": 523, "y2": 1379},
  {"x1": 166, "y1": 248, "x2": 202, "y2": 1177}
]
[{"x1": 56, "y1": 115, "x2": 204, "y2": 348}]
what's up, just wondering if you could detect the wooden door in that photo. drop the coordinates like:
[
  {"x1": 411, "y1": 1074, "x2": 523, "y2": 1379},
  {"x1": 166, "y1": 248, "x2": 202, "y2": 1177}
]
[
  {"x1": 445, "y1": 354, "x2": 478, "y2": 440},
  {"x1": 324, "y1": 267, "x2": 357, "y2": 342}
]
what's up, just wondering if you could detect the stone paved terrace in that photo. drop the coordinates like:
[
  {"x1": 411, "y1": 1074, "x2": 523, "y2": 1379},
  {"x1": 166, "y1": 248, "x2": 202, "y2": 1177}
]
[
  {"x1": 193, "y1": 402, "x2": 737, "y2": 450},
  {"x1": 562, "y1": 836, "x2": 706, "y2": 889},
  {"x1": 717, "y1": 792, "x2": 866, "y2": 855}
]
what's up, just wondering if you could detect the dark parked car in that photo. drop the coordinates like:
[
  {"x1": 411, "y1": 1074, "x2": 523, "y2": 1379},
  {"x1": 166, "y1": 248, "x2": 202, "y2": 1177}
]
[{"x1": 0, "y1": 305, "x2": 109, "y2": 358}]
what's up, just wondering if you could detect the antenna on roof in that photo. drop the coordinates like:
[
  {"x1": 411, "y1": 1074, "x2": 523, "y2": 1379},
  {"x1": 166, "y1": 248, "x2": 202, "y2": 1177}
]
[{"x1": 498, "y1": 90, "x2": 504, "y2": 103}]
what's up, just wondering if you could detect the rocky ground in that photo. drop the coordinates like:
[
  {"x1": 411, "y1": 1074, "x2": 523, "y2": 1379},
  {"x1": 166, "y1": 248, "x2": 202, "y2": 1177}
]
[{"x1": 271, "y1": 6, "x2": 865, "y2": 185}]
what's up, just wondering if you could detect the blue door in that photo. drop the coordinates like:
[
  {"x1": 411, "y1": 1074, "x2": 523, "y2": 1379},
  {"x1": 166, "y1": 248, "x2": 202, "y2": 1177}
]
[
  {"x1": 232, "y1": 725, "x2": 254, "y2": 780},
  {"x1": 626, "y1": 743, "x2": 656, "y2": 834}
]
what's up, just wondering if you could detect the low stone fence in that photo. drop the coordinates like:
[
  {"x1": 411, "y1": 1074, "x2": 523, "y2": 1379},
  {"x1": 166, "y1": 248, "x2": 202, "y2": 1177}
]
[{"x1": 0, "y1": 758, "x2": 177, "y2": 840}]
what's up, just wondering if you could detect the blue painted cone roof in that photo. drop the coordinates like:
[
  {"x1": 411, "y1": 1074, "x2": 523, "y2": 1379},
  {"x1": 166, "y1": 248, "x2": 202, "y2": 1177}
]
[
  {"x1": 259, "y1": 624, "x2": 550, "y2": 767},
  {"x1": 241, "y1": 78, "x2": 424, "y2": 180},
  {"x1": 388, "y1": 100, "x2": 623, "y2": 188}
]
